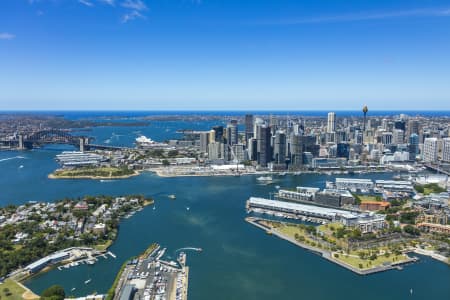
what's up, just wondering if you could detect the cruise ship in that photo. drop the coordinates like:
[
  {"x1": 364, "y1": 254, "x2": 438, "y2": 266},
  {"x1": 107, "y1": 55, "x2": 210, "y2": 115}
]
[{"x1": 135, "y1": 136, "x2": 168, "y2": 149}]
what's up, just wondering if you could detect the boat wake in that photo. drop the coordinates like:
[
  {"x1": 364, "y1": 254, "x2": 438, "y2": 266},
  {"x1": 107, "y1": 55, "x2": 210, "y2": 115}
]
[
  {"x1": 175, "y1": 247, "x2": 203, "y2": 253},
  {"x1": 0, "y1": 156, "x2": 26, "y2": 163}
]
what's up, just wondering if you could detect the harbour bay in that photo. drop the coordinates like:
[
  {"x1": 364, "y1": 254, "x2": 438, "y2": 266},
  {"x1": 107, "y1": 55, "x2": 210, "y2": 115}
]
[{"x1": 1, "y1": 117, "x2": 449, "y2": 300}]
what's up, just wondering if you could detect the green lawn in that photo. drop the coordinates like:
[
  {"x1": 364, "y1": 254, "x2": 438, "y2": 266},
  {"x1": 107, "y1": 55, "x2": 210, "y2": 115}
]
[
  {"x1": 0, "y1": 279, "x2": 26, "y2": 300},
  {"x1": 95, "y1": 239, "x2": 113, "y2": 251},
  {"x1": 269, "y1": 222, "x2": 318, "y2": 247},
  {"x1": 334, "y1": 251, "x2": 408, "y2": 270}
]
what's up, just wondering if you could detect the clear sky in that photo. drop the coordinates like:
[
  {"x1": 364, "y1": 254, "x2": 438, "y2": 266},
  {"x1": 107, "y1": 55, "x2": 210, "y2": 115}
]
[{"x1": 1, "y1": 0, "x2": 450, "y2": 110}]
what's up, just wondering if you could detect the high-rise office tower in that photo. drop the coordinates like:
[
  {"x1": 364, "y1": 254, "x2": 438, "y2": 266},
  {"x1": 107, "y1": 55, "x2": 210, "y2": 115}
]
[
  {"x1": 257, "y1": 125, "x2": 272, "y2": 167},
  {"x1": 248, "y1": 138, "x2": 258, "y2": 161},
  {"x1": 394, "y1": 119, "x2": 406, "y2": 131},
  {"x1": 208, "y1": 130, "x2": 216, "y2": 145},
  {"x1": 423, "y1": 138, "x2": 439, "y2": 163},
  {"x1": 199, "y1": 131, "x2": 209, "y2": 153},
  {"x1": 392, "y1": 129, "x2": 405, "y2": 145},
  {"x1": 245, "y1": 114, "x2": 254, "y2": 143},
  {"x1": 382, "y1": 132, "x2": 393, "y2": 145},
  {"x1": 273, "y1": 130, "x2": 286, "y2": 164},
  {"x1": 269, "y1": 115, "x2": 278, "y2": 134},
  {"x1": 208, "y1": 142, "x2": 224, "y2": 160},
  {"x1": 212, "y1": 126, "x2": 224, "y2": 142},
  {"x1": 409, "y1": 134, "x2": 419, "y2": 160},
  {"x1": 327, "y1": 112, "x2": 336, "y2": 133},
  {"x1": 381, "y1": 119, "x2": 388, "y2": 130},
  {"x1": 407, "y1": 119, "x2": 420, "y2": 137},
  {"x1": 290, "y1": 134, "x2": 303, "y2": 167},
  {"x1": 226, "y1": 122, "x2": 238, "y2": 145}
]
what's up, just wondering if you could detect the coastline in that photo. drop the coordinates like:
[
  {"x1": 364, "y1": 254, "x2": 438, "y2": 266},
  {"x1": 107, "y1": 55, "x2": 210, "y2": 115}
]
[
  {"x1": 48, "y1": 170, "x2": 141, "y2": 180},
  {"x1": 152, "y1": 168, "x2": 393, "y2": 178},
  {"x1": 246, "y1": 217, "x2": 416, "y2": 275}
]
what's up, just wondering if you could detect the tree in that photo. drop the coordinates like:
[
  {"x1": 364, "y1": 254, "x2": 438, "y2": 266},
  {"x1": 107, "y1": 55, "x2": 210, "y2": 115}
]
[
  {"x1": 403, "y1": 225, "x2": 420, "y2": 236},
  {"x1": 41, "y1": 285, "x2": 65, "y2": 300},
  {"x1": 350, "y1": 228, "x2": 362, "y2": 239},
  {"x1": 167, "y1": 150, "x2": 179, "y2": 157},
  {"x1": 162, "y1": 159, "x2": 170, "y2": 166}
]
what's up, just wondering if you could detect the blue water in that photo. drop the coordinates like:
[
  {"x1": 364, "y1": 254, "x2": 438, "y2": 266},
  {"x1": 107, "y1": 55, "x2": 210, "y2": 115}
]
[{"x1": 0, "y1": 114, "x2": 449, "y2": 300}]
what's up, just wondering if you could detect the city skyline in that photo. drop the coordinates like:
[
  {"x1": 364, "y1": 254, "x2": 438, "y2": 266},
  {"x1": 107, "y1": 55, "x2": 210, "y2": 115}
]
[{"x1": 1, "y1": 0, "x2": 450, "y2": 110}]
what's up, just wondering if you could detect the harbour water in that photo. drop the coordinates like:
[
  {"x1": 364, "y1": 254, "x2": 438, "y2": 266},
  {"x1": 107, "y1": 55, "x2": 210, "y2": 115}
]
[{"x1": 1, "y1": 118, "x2": 449, "y2": 300}]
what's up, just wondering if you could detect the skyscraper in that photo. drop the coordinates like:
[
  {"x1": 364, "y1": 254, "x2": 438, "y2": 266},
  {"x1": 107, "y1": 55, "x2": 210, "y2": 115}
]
[
  {"x1": 409, "y1": 133, "x2": 419, "y2": 160},
  {"x1": 212, "y1": 126, "x2": 224, "y2": 142},
  {"x1": 327, "y1": 112, "x2": 336, "y2": 133},
  {"x1": 199, "y1": 131, "x2": 209, "y2": 153},
  {"x1": 423, "y1": 138, "x2": 439, "y2": 163},
  {"x1": 226, "y1": 122, "x2": 238, "y2": 145},
  {"x1": 392, "y1": 129, "x2": 405, "y2": 145},
  {"x1": 257, "y1": 125, "x2": 272, "y2": 167},
  {"x1": 407, "y1": 119, "x2": 420, "y2": 137},
  {"x1": 273, "y1": 130, "x2": 286, "y2": 165},
  {"x1": 245, "y1": 114, "x2": 254, "y2": 143}
]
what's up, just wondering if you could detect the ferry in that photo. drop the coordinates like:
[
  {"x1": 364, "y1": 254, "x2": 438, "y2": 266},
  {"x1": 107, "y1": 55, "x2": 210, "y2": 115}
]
[{"x1": 257, "y1": 176, "x2": 273, "y2": 182}]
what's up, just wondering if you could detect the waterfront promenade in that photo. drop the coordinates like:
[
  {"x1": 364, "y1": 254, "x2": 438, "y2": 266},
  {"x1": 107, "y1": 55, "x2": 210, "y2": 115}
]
[{"x1": 246, "y1": 217, "x2": 417, "y2": 275}]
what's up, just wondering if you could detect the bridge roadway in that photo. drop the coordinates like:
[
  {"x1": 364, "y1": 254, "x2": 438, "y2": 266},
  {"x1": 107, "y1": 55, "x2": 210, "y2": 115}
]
[
  {"x1": 0, "y1": 129, "x2": 132, "y2": 151},
  {"x1": 424, "y1": 164, "x2": 450, "y2": 176}
]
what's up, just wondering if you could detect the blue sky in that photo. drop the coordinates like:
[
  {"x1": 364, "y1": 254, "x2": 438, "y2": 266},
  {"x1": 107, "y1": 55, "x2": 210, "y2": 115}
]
[{"x1": 1, "y1": 0, "x2": 450, "y2": 110}]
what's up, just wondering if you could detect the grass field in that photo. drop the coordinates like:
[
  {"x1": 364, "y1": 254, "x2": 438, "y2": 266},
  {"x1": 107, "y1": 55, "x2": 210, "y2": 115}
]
[
  {"x1": 0, "y1": 279, "x2": 26, "y2": 300},
  {"x1": 95, "y1": 239, "x2": 113, "y2": 251},
  {"x1": 334, "y1": 252, "x2": 408, "y2": 270}
]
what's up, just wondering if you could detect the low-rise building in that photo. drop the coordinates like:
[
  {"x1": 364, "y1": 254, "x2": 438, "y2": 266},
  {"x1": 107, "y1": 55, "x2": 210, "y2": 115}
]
[
  {"x1": 247, "y1": 197, "x2": 385, "y2": 233},
  {"x1": 417, "y1": 222, "x2": 450, "y2": 234},
  {"x1": 360, "y1": 201, "x2": 390, "y2": 211}
]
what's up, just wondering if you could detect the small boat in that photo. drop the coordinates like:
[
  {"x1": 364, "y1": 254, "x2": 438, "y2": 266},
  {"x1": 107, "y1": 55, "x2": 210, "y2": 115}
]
[
  {"x1": 257, "y1": 176, "x2": 273, "y2": 182},
  {"x1": 71, "y1": 288, "x2": 76, "y2": 292},
  {"x1": 168, "y1": 194, "x2": 176, "y2": 199},
  {"x1": 410, "y1": 288, "x2": 413, "y2": 295},
  {"x1": 153, "y1": 206, "x2": 156, "y2": 210},
  {"x1": 84, "y1": 279, "x2": 91, "y2": 284},
  {"x1": 19, "y1": 165, "x2": 24, "y2": 169},
  {"x1": 186, "y1": 207, "x2": 190, "y2": 211},
  {"x1": 275, "y1": 185, "x2": 280, "y2": 189}
]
